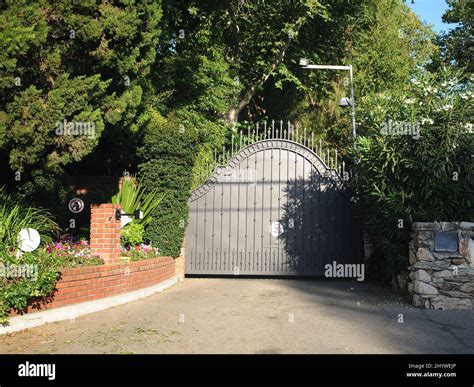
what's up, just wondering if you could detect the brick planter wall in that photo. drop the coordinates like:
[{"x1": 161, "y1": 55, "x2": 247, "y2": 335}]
[
  {"x1": 408, "y1": 222, "x2": 474, "y2": 310},
  {"x1": 9, "y1": 257, "x2": 175, "y2": 316},
  {"x1": 7, "y1": 200, "x2": 187, "y2": 318}
]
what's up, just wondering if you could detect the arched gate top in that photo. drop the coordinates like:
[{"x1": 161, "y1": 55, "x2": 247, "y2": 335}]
[{"x1": 190, "y1": 139, "x2": 351, "y2": 202}]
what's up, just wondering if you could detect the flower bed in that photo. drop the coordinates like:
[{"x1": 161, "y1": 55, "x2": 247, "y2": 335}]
[{"x1": 120, "y1": 243, "x2": 161, "y2": 262}]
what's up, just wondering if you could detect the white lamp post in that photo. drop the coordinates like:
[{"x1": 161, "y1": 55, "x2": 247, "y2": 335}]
[{"x1": 300, "y1": 60, "x2": 357, "y2": 139}]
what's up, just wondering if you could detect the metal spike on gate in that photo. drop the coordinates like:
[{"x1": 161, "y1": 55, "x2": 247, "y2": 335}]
[
  {"x1": 272, "y1": 120, "x2": 275, "y2": 139},
  {"x1": 231, "y1": 133, "x2": 234, "y2": 157},
  {"x1": 267, "y1": 129, "x2": 271, "y2": 139},
  {"x1": 311, "y1": 132, "x2": 314, "y2": 151},
  {"x1": 303, "y1": 127, "x2": 307, "y2": 146},
  {"x1": 342, "y1": 160, "x2": 346, "y2": 176},
  {"x1": 327, "y1": 149, "x2": 330, "y2": 168},
  {"x1": 296, "y1": 122, "x2": 299, "y2": 144},
  {"x1": 247, "y1": 125, "x2": 250, "y2": 145},
  {"x1": 256, "y1": 122, "x2": 259, "y2": 141},
  {"x1": 283, "y1": 129, "x2": 287, "y2": 140},
  {"x1": 335, "y1": 149, "x2": 338, "y2": 170},
  {"x1": 319, "y1": 139, "x2": 323, "y2": 159},
  {"x1": 279, "y1": 120, "x2": 283, "y2": 139},
  {"x1": 239, "y1": 130, "x2": 243, "y2": 149}
]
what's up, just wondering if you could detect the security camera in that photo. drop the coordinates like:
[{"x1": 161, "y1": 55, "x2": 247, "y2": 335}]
[{"x1": 338, "y1": 97, "x2": 353, "y2": 109}]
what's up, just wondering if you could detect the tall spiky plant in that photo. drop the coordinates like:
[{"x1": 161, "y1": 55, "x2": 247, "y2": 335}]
[{"x1": 111, "y1": 177, "x2": 165, "y2": 227}]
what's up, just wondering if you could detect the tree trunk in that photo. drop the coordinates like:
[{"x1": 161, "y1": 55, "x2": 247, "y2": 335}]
[{"x1": 224, "y1": 39, "x2": 291, "y2": 124}]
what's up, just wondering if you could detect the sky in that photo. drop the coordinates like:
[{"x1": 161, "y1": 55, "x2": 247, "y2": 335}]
[{"x1": 406, "y1": 0, "x2": 455, "y2": 33}]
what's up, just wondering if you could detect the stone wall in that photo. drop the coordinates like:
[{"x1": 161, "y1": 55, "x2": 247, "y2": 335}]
[{"x1": 408, "y1": 222, "x2": 474, "y2": 310}]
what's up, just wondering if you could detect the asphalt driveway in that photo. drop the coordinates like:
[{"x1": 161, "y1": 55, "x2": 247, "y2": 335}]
[{"x1": 0, "y1": 278, "x2": 472, "y2": 354}]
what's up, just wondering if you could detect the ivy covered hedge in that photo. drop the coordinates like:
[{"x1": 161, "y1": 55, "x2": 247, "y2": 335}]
[{"x1": 138, "y1": 110, "x2": 198, "y2": 257}]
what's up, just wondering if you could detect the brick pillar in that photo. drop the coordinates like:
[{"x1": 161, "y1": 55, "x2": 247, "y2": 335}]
[
  {"x1": 175, "y1": 240, "x2": 186, "y2": 281},
  {"x1": 90, "y1": 204, "x2": 122, "y2": 264}
]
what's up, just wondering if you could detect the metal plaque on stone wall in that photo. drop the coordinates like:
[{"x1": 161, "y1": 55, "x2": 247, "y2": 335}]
[{"x1": 434, "y1": 231, "x2": 458, "y2": 252}]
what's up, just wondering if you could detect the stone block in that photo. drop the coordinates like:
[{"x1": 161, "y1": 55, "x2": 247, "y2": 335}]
[
  {"x1": 417, "y1": 247, "x2": 434, "y2": 262},
  {"x1": 439, "y1": 289, "x2": 469, "y2": 298},
  {"x1": 433, "y1": 252, "x2": 461, "y2": 260},
  {"x1": 432, "y1": 270, "x2": 453, "y2": 278},
  {"x1": 430, "y1": 296, "x2": 472, "y2": 310},
  {"x1": 412, "y1": 294, "x2": 425, "y2": 307},
  {"x1": 414, "y1": 269, "x2": 431, "y2": 282},
  {"x1": 460, "y1": 222, "x2": 474, "y2": 230},
  {"x1": 409, "y1": 249, "x2": 417, "y2": 265},
  {"x1": 415, "y1": 260, "x2": 450, "y2": 271},
  {"x1": 459, "y1": 282, "x2": 474, "y2": 295},
  {"x1": 459, "y1": 238, "x2": 469, "y2": 257},
  {"x1": 467, "y1": 239, "x2": 474, "y2": 266},
  {"x1": 413, "y1": 280, "x2": 438, "y2": 295},
  {"x1": 440, "y1": 222, "x2": 460, "y2": 231},
  {"x1": 413, "y1": 222, "x2": 435, "y2": 231}
]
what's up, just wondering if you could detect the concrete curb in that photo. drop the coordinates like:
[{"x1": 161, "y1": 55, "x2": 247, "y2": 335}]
[{"x1": 0, "y1": 277, "x2": 179, "y2": 335}]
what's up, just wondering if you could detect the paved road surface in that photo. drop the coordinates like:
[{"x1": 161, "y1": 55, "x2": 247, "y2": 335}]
[{"x1": 0, "y1": 278, "x2": 472, "y2": 354}]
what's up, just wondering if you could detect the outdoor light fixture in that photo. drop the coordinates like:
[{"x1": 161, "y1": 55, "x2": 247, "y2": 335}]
[
  {"x1": 299, "y1": 57, "x2": 309, "y2": 67},
  {"x1": 299, "y1": 59, "x2": 357, "y2": 139},
  {"x1": 115, "y1": 209, "x2": 144, "y2": 221}
]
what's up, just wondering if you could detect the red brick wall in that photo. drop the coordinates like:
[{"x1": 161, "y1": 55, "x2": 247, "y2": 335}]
[
  {"x1": 10, "y1": 257, "x2": 175, "y2": 315},
  {"x1": 90, "y1": 203, "x2": 122, "y2": 264}
]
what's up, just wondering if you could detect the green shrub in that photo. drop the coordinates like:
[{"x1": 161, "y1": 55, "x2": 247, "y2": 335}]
[
  {"x1": 0, "y1": 246, "x2": 104, "y2": 324},
  {"x1": 0, "y1": 249, "x2": 60, "y2": 324},
  {"x1": 0, "y1": 187, "x2": 60, "y2": 250},
  {"x1": 138, "y1": 110, "x2": 198, "y2": 256},
  {"x1": 121, "y1": 223, "x2": 144, "y2": 247},
  {"x1": 352, "y1": 66, "x2": 473, "y2": 280}
]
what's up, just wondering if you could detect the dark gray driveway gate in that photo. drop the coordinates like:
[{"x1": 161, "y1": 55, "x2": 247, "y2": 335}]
[{"x1": 186, "y1": 123, "x2": 363, "y2": 276}]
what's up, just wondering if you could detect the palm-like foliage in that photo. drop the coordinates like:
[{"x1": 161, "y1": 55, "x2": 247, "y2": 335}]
[
  {"x1": 111, "y1": 177, "x2": 165, "y2": 227},
  {"x1": 0, "y1": 187, "x2": 59, "y2": 250}
]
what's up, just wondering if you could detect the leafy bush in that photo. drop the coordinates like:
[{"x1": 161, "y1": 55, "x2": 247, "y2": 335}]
[
  {"x1": 121, "y1": 223, "x2": 144, "y2": 247},
  {"x1": 0, "y1": 187, "x2": 59, "y2": 250},
  {"x1": 138, "y1": 110, "x2": 198, "y2": 257},
  {"x1": 0, "y1": 245, "x2": 104, "y2": 324},
  {"x1": 352, "y1": 66, "x2": 473, "y2": 280}
]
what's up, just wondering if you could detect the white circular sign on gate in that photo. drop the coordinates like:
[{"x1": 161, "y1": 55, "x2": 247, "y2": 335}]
[
  {"x1": 270, "y1": 222, "x2": 284, "y2": 237},
  {"x1": 18, "y1": 228, "x2": 41, "y2": 252}
]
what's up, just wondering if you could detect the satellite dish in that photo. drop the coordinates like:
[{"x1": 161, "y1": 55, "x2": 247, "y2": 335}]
[{"x1": 18, "y1": 228, "x2": 41, "y2": 252}]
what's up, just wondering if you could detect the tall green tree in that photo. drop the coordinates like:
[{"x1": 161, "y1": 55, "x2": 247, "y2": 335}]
[
  {"x1": 0, "y1": 0, "x2": 163, "y2": 201},
  {"x1": 435, "y1": 0, "x2": 473, "y2": 72}
]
